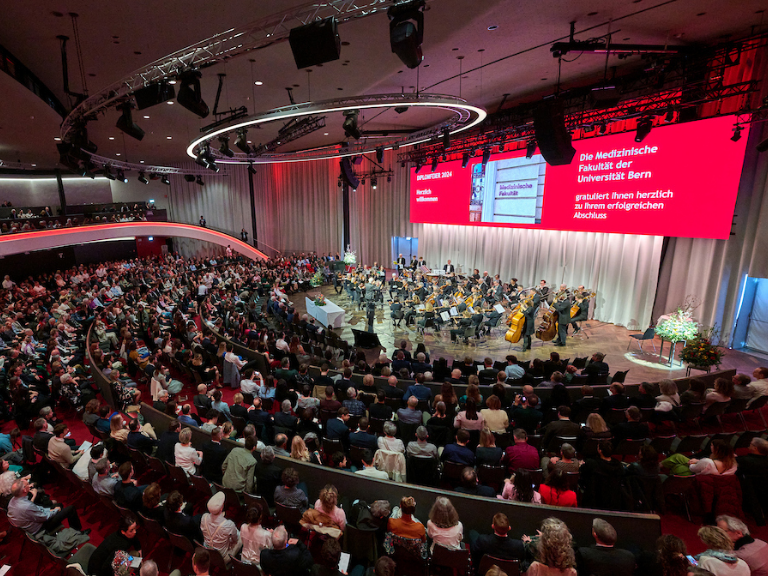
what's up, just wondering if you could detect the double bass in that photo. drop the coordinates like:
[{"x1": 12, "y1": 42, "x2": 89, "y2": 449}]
[
  {"x1": 505, "y1": 294, "x2": 533, "y2": 343},
  {"x1": 537, "y1": 289, "x2": 568, "y2": 341}
]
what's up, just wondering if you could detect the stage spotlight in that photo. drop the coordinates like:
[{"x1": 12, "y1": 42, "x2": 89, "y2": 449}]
[
  {"x1": 196, "y1": 175, "x2": 205, "y2": 186},
  {"x1": 664, "y1": 107, "x2": 675, "y2": 123},
  {"x1": 184, "y1": 174, "x2": 196, "y2": 183},
  {"x1": 138, "y1": 171, "x2": 149, "y2": 185},
  {"x1": 431, "y1": 157, "x2": 438, "y2": 172},
  {"x1": 235, "y1": 130, "x2": 250, "y2": 153},
  {"x1": 481, "y1": 147, "x2": 491, "y2": 167},
  {"x1": 387, "y1": 175, "x2": 392, "y2": 183},
  {"x1": 343, "y1": 110, "x2": 361, "y2": 139},
  {"x1": 731, "y1": 124, "x2": 742, "y2": 142},
  {"x1": 218, "y1": 136, "x2": 234, "y2": 158},
  {"x1": 599, "y1": 123, "x2": 608, "y2": 135},
  {"x1": 195, "y1": 148, "x2": 209, "y2": 168},
  {"x1": 461, "y1": 152, "x2": 470, "y2": 168},
  {"x1": 635, "y1": 118, "x2": 652, "y2": 143},
  {"x1": 526, "y1": 140, "x2": 537, "y2": 159},
  {"x1": 79, "y1": 161, "x2": 95, "y2": 178},
  {"x1": 388, "y1": 0, "x2": 425, "y2": 69},
  {"x1": 176, "y1": 70, "x2": 210, "y2": 118},
  {"x1": 371, "y1": 177, "x2": 378, "y2": 189},
  {"x1": 161, "y1": 175, "x2": 170, "y2": 185},
  {"x1": 442, "y1": 127, "x2": 450, "y2": 149},
  {"x1": 414, "y1": 161, "x2": 423, "y2": 174},
  {"x1": 248, "y1": 163, "x2": 257, "y2": 175},
  {"x1": 361, "y1": 178, "x2": 366, "y2": 185},
  {"x1": 206, "y1": 159, "x2": 220, "y2": 173},
  {"x1": 116, "y1": 168, "x2": 128, "y2": 183},
  {"x1": 376, "y1": 146, "x2": 384, "y2": 163},
  {"x1": 104, "y1": 165, "x2": 116, "y2": 181},
  {"x1": 116, "y1": 104, "x2": 145, "y2": 141}
]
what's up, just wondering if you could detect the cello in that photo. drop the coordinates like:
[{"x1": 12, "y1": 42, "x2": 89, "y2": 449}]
[{"x1": 537, "y1": 289, "x2": 568, "y2": 341}]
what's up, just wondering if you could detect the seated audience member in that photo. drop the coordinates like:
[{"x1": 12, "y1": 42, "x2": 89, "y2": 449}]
[
  {"x1": 350, "y1": 417, "x2": 379, "y2": 452},
  {"x1": 480, "y1": 395, "x2": 508, "y2": 433},
  {"x1": 201, "y1": 427, "x2": 228, "y2": 483},
  {"x1": 8, "y1": 477, "x2": 83, "y2": 533},
  {"x1": 406, "y1": 426, "x2": 439, "y2": 459},
  {"x1": 378, "y1": 421, "x2": 406, "y2": 453},
  {"x1": 241, "y1": 503, "x2": 273, "y2": 566},
  {"x1": 275, "y1": 399, "x2": 299, "y2": 431},
  {"x1": 543, "y1": 443, "x2": 579, "y2": 479},
  {"x1": 191, "y1": 548, "x2": 212, "y2": 576},
  {"x1": 126, "y1": 417, "x2": 158, "y2": 455},
  {"x1": 404, "y1": 373, "x2": 432, "y2": 402},
  {"x1": 503, "y1": 428, "x2": 539, "y2": 473},
  {"x1": 356, "y1": 449, "x2": 389, "y2": 479},
  {"x1": 92, "y1": 459, "x2": 119, "y2": 496},
  {"x1": 273, "y1": 433, "x2": 291, "y2": 457},
  {"x1": 629, "y1": 382, "x2": 659, "y2": 409},
  {"x1": 178, "y1": 404, "x2": 198, "y2": 426},
  {"x1": 157, "y1": 419, "x2": 181, "y2": 463},
  {"x1": 310, "y1": 484, "x2": 346, "y2": 531},
  {"x1": 539, "y1": 469, "x2": 578, "y2": 508},
  {"x1": 387, "y1": 496, "x2": 426, "y2": 541},
  {"x1": 140, "y1": 483, "x2": 165, "y2": 524},
  {"x1": 476, "y1": 428, "x2": 503, "y2": 466},
  {"x1": 688, "y1": 439, "x2": 738, "y2": 476},
  {"x1": 611, "y1": 406, "x2": 650, "y2": 444},
  {"x1": 441, "y1": 429, "x2": 476, "y2": 467},
  {"x1": 260, "y1": 525, "x2": 314, "y2": 576},
  {"x1": 716, "y1": 515, "x2": 768, "y2": 576},
  {"x1": 274, "y1": 467, "x2": 309, "y2": 512},
  {"x1": 87, "y1": 442, "x2": 109, "y2": 482},
  {"x1": 201, "y1": 491, "x2": 242, "y2": 562},
  {"x1": 164, "y1": 490, "x2": 203, "y2": 542},
  {"x1": 600, "y1": 382, "x2": 629, "y2": 413},
  {"x1": 576, "y1": 518, "x2": 636, "y2": 576},
  {"x1": 175, "y1": 427, "x2": 203, "y2": 475},
  {"x1": 456, "y1": 467, "x2": 496, "y2": 498},
  {"x1": 312, "y1": 538, "x2": 345, "y2": 576},
  {"x1": 583, "y1": 352, "x2": 609, "y2": 382},
  {"x1": 469, "y1": 512, "x2": 524, "y2": 568},
  {"x1": 454, "y1": 398, "x2": 484, "y2": 431},
  {"x1": 579, "y1": 441, "x2": 625, "y2": 507},
  {"x1": 326, "y1": 407, "x2": 351, "y2": 448},
  {"x1": 114, "y1": 461, "x2": 146, "y2": 511},
  {"x1": 231, "y1": 392, "x2": 250, "y2": 419},
  {"x1": 499, "y1": 468, "x2": 542, "y2": 503},
  {"x1": 88, "y1": 514, "x2": 142, "y2": 576},
  {"x1": 397, "y1": 396, "x2": 424, "y2": 425},
  {"x1": 343, "y1": 388, "x2": 366, "y2": 417},
  {"x1": 47, "y1": 423, "x2": 83, "y2": 467},
  {"x1": 427, "y1": 496, "x2": 463, "y2": 551},
  {"x1": 222, "y1": 436, "x2": 258, "y2": 493},
  {"x1": 525, "y1": 518, "x2": 577, "y2": 576},
  {"x1": 695, "y1": 525, "x2": 750, "y2": 576},
  {"x1": 320, "y1": 385, "x2": 342, "y2": 413},
  {"x1": 369, "y1": 390, "x2": 394, "y2": 420},
  {"x1": 508, "y1": 393, "x2": 542, "y2": 434},
  {"x1": 541, "y1": 406, "x2": 581, "y2": 453},
  {"x1": 255, "y1": 447, "x2": 283, "y2": 507},
  {"x1": 572, "y1": 386, "x2": 601, "y2": 422},
  {"x1": 736, "y1": 437, "x2": 768, "y2": 476}
]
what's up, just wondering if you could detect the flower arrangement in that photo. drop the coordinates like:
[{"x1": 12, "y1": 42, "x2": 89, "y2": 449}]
[
  {"x1": 343, "y1": 250, "x2": 357, "y2": 265},
  {"x1": 655, "y1": 296, "x2": 700, "y2": 342},
  {"x1": 680, "y1": 328, "x2": 725, "y2": 368},
  {"x1": 310, "y1": 270, "x2": 324, "y2": 287},
  {"x1": 313, "y1": 293, "x2": 326, "y2": 306}
]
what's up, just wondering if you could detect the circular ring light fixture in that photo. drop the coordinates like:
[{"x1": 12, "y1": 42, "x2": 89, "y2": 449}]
[{"x1": 186, "y1": 93, "x2": 486, "y2": 164}]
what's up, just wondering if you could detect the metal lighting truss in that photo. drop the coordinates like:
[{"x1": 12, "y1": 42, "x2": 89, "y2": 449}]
[
  {"x1": 60, "y1": 0, "x2": 433, "y2": 143},
  {"x1": 252, "y1": 116, "x2": 327, "y2": 156},
  {"x1": 85, "y1": 153, "x2": 228, "y2": 176}
]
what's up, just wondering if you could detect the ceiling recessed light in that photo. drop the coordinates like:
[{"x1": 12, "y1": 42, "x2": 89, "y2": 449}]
[
  {"x1": 452, "y1": 48, "x2": 459, "y2": 51},
  {"x1": 254, "y1": 81, "x2": 263, "y2": 85},
  {"x1": 623, "y1": 37, "x2": 630, "y2": 41},
  {"x1": 168, "y1": 80, "x2": 177, "y2": 85},
  {"x1": 247, "y1": 141, "x2": 252, "y2": 144},
  {"x1": 341, "y1": 41, "x2": 350, "y2": 46},
  {"x1": 31, "y1": 164, "x2": 36, "y2": 167},
  {"x1": 109, "y1": 137, "x2": 115, "y2": 140},
  {"x1": 143, "y1": 115, "x2": 150, "y2": 119},
  {"x1": 697, "y1": 12, "x2": 706, "y2": 16},
  {"x1": 337, "y1": 87, "x2": 343, "y2": 90},
  {"x1": 541, "y1": 77, "x2": 547, "y2": 81},
  {"x1": 167, "y1": 101, "x2": 174, "y2": 105},
  {"x1": 487, "y1": 25, "x2": 498, "y2": 31},
  {"x1": 116, "y1": 153, "x2": 121, "y2": 156},
  {"x1": 54, "y1": 137, "x2": 61, "y2": 141},
  {"x1": 324, "y1": 133, "x2": 329, "y2": 136},
  {"x1": 424, "y1": 64, "x2": 430, "y2": 67},
  {"x1": 166, "y1": 136, "x2": 172, "y2": 139},
  {"x1": 140, "y1": 160, "x2": 144, "y2": 163}
]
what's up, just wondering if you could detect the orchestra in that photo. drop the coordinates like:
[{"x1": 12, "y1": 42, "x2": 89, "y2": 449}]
[{"x1": 331, "y1": 258, "x2": 596, "y2": 350}]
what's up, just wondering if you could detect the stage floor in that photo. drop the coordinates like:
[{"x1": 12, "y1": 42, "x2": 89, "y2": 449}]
[{"x1": 295, "y1": 286, "x2": 764, "y2": 384}]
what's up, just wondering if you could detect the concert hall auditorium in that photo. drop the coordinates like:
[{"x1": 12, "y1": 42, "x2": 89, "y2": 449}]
[{"x1": 3, "y1": 1, "x2": 768, "y2": 575}]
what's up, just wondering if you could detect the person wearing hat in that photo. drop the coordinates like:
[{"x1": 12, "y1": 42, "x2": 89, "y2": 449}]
[{"x1": 201, "y1": 491, "x2": 241, "y2": 562}]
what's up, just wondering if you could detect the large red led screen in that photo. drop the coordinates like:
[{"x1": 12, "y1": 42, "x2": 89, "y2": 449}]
[{"x1": 409, "y1": 115, "x2": 747, "y2": 239}]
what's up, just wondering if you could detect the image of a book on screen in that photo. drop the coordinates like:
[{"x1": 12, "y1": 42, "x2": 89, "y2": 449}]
[{"x1": 470, "y1": 155, "x2": 546, "y2": 224}]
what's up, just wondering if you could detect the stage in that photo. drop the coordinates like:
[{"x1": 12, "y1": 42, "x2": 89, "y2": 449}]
[{"x1": 293, "y1": 286, "x2": 763, "y2": 385}]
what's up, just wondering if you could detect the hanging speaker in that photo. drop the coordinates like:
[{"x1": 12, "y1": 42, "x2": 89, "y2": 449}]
[
  {"x1": 533, "y1": 101, "x2": 576, "y2": 166},
  {"x1": 339, "y1": 157, "x2": 360, "y2": 189},
  {"x1": 289, "y1": 17, "x2": 341, "y2": 69}
]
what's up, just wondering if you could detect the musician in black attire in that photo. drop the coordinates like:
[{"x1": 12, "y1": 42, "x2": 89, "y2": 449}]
[
  {"x1": 390, "y1": 299, "x2": 404, "y2": 327},
  {"x1": 569, "y1": 296, "x2": 590, "y2": 333},
  {"x1": 552, "y1": 297, "x2": 573, "y2": 347},
  {"x1": 444, "y1": 260, "x2": 455, "y2": 274},
  {"x1": 521, "y1": 300, "x2": 537, "y2": 351}
]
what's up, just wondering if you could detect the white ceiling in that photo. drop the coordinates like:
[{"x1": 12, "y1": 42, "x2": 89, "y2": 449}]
[{"x1": 1, "y1": 0, "x2": 766, "y2": 168}]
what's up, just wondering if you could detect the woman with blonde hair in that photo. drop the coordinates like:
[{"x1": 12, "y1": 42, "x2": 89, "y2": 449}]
[
  {"x1": 387, "y1": 496, "x2": 425, "y2": 541},
  {"x1": 427, "y1": 496, "x2": 462, "y2": 551},
  {"x1": 290, "y1": 435, "x2": 310, "y2": 462},
  {"x1": 476, "y1": 428, "x2": 503, "y2": 466},
  {"x1": 480, "y1": 395, "x2": 509, "y2": 433},
  {"x1": 525, "y1": 517, "x2": 576, "y2": 576},
  {"x1": 695, "y1": 526, "x2": 750, "y2": 576},
  {"x1": 110, "y1": 414, "x2": 128, "y2": 442}
]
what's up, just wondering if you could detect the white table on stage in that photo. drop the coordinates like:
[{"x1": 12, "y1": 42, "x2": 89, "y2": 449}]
[{"x1": 305, "y1": 297, "x2": 345, "y2": 328}]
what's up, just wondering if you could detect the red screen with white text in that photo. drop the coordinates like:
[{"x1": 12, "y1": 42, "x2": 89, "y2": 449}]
[{"x1": 409, "y1": 116, "x2": 747, "y2": 239}]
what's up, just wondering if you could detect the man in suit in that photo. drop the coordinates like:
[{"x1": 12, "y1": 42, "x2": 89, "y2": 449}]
[
  {"x1": 396, "y1": 254, "x2": 406, "y2": 272},
  {"x1": 600, "y1": 382, "x2": 629, "y2": 414},
  {"x1": 326, "y1": 407, "x2": 351, "y2": 449},
  {"x1": 230, "y1": 393, "x2": 250, "y2": 419},
  {"x1": 552, "y1": 296, "x2": 573, "y2": 347},
  {"x1": 384, "y1": 376, "x2": 405, "y2": 400},
  {"x1": 392, "y1": 350, "x2": 411, "y2": 375},
  {"x1": 576, "y1": 518, "x2": 636, "y2": 576},
  {"x1": 369, "y1": 390, "x2": 394, "y2": 420},
  {"x1": 572, "y1": 386, "x2": 602, "y2": 422},
  {"x1": 404, "y1": 374, "x2": 432, "y2": 403},
  {"x1": 254, "y1": 447, "x2": 283, "y2": 507},
  {"x1": 470, "y1": 512, "x2": 525, "y2": 570},
  {"x1": 508, "y1": 393, "x2": 542, "y2": 434},
  {"x1": 456, "y1": 467, "x2": 496, "y2": 498},
  {"x1": 477, "y1": 357, "x2": 498, "y2": 382},
  {"x1": 441, "y1": 429, "x2": 475, "y2": 466},
  {"x1": 417, "y1": 256, "x2": 427, "y2": 268},
  {"x1": 201, "y1": 428, "x2": 229, "y2": 484},
  {"x1": 390, "y1": 298, "x2": 404, "y2": 327},
  {"x1": 260, "y1": 526, "x2": 313, "y2": 576},
  {"x1": 736, "y1": 437, "x2": 768, "y2": 476},
  {"x1": 583, "y1": 352, "x2": 610, "y2": 383},
  {"x1": 274, "y1": 400, "x2": 299, "y2": 433},
  {"x1": 164, "y1": 490, "x2": 203, "y2": 542},
  {"x1": 126, "y1": 418, "x2": 158, "y2": 455},
  {"x1": 350, "y1": 417, "x2": 379, "y2": 452},
  {"x1": 247, "y1": 397, "x2": 275, "y2": 442},
  {"x1": 541, "y1": 406, "x2": 581, "y2": 453},
  {"x1": 482, "y1": 307, "x2": 502, "y2": 335},
  {"x1": 410, "y1": 352, "x2": 432, "y2": 375},
  {"x1": 444, "y1": 260, "x2": 455, "y2": 274},
  {"x1": 194, "y1": 384, "x2": 213, "y2": 413},
  {"x1": 157, "y1": 420, "x2": 180, "y2": 464},
  {"x1": 610, "y1": 406, "x2": 650, "y2": 445}
]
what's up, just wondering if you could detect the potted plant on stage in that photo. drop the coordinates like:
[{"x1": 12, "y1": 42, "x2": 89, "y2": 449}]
[
  {"x1": 679, "y1": 327, "x2": 725, "y2": 375},
  {"x1": 310, "y1": 269, "x2": 324, "y2": 287},
  {"x1": 654, "y1": 297, "x2": 699, "y2": 365},
  {"x1": 313, "y1": 293, "x2": 327, "y2": 307}
]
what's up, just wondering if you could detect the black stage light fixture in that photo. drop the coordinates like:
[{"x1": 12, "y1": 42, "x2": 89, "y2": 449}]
[
  {"x1": 104, "y1": 165, "x2": 116, "y2": 181},
  {"x1": 289, "y1": 16, "x2": 341, "y2": 69},
  {"x1": 218, "y1": 136, "x2": 234, "y2": 158},
  {"x1": 371, "y1": 177, "x2": 378, "y2": 189},
  {"x1": 116, "y1": 169, "x2": 128, "y2": 183},
  {"x1": 133, "y1": 81, "x2": 176, "y2": 109},
  {"x1": 79, "y1": 161, "x2": 95, "y2": 178},
  {"x1": 756, "y1": 135, "x2": 768, "y2": 153},
  {"x1": 339, "y1": 157, "x2": 360, "y2": 188},
  {"x1": 533, "y1": 101, "x2": 575, "y2": 165},
  {"x1": 526, "y1": 140, "x2": 537, "y2": 159},
  {"x1": 196, "y1": 175, "x2": 205, "y2": 186},
  {"x1": 376, "y1": 146, "x2": 384, "y2": 163},
  {"x1": 138, "y1": 171, "x2": 149, "y2": 185},
  {"x1": 248, "y1": 163, "x2": 257, "y2": 175},
  {"x1": 161, "y1": 175, "x2": 170, "y2": 185},
  {"x1": 442, "y1": 127, "x2": 450, "y2": 149},
  {"x1": 635, "y1": 117, "x2": 653, "y2": 143},
  {"x1": 195, "y1": 148, "x2": 210, "y2": 168},
  {"x1": 731, "y1": 124, "x2": 742, "y2": 142},
  {"x1": 414, "y1": 161, "x2": 423, "y2": 174},
  {"x1": 387, "y1": 175, "x2": 392, "y2": 183},
  {"x1": 338, "y1": 179, "x2": 342, "y2": 188},
  {"x1": 664, "y1": 106, "x2": 675, "y2": 123},
  {"x1": 481, "y1": 147, "x2": 491, "y2": 167},
  {"x1": 461, "y1": 152, "x2": 470, "y2": 168},
  {"x1": 431, "y1": 156, "x2": 438, "y2": 172},
  {"x1": 184, "y1": 174, "x2": 196, "y2": 183},
  {"x1": 235, "y1": 130, "x2": 250, "y2": 153},
  {"x1": 116, "y1": 104, "x2": 145, "y2": 141},
  {"x1": 598, "y1": 123, "x2": 608, "y2": 135},
  {"x1": 206, "y1": 158, "x2": 220, "y2": 173},
  {"x1": 176, "y1": 70, "x2": 209, "y2": 118},
  {"x1": 343, "y1": 110, "x2": 361, "y2": 139},
  {"x1": 388, "y1": 0, "x2": 425, "y2": 69}
]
